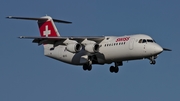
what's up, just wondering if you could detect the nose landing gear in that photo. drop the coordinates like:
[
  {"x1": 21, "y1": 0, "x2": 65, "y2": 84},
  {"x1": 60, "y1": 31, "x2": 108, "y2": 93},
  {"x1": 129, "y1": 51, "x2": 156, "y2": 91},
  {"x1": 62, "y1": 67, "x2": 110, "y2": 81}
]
[
  {"x1": 150, "y1": 60, "x2": 156, "y2": 65},
  {"x1": 149, "y1": 56, "x2": 157, "y2": 65}
]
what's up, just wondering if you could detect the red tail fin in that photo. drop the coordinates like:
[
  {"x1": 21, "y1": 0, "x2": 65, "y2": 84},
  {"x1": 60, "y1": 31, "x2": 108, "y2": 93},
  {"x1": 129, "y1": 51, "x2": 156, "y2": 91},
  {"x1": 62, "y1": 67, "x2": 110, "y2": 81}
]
[{"x1": 38, "y1": 16, "x2": 60, "y2": 37}]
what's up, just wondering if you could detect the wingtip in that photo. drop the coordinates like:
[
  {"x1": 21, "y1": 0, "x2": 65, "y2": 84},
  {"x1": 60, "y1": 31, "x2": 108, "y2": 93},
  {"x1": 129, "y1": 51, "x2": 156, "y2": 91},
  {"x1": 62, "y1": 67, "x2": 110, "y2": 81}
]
[
  {"x1": 18, "y1": 36, "x2": 24, "y2": 39},
  {"x1": 6, "y1": 16, "x2": 12, "y2": 19}
]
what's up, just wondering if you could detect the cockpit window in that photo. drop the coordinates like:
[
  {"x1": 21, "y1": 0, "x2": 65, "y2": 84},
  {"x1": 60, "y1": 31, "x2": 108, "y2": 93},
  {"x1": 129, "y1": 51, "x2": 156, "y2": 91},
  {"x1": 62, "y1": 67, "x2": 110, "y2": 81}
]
[
  {"x1": 139, "y1": 39, "x2": 156, "y2": 43},
  {"x1": 142, "y1": 39, "x2": 147, "y2": 43},
  {"x1": 147, "y1": 39, "x2": 153, "y2": 43},
  {"x1": 138, "y1": 39, "x2": 143, "y2": 43}
]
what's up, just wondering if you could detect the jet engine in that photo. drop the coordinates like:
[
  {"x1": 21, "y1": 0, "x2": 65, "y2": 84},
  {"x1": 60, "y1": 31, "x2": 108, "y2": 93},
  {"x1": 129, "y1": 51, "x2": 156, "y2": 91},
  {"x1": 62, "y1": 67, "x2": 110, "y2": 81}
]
[
  {"x1": 66, "y1": 43, "x2": 82, "y2": 53},
  {"x1": 85, "y1": 44, "x2": 99, "y2": 53}
]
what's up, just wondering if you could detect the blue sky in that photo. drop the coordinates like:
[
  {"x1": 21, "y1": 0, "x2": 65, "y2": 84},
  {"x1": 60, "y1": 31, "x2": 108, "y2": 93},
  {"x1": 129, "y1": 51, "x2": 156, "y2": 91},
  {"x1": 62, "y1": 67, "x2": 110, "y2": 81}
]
[{"x1": 0, "y1": 0, "x2": 180, "y2": 101}]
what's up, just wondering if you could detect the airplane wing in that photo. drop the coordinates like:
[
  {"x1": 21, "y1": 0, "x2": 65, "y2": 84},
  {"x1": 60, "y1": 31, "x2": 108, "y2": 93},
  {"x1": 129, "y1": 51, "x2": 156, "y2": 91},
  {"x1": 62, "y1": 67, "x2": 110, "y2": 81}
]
[{"x1": 19, "y1": 36, "x2": 105, "y2": 45}]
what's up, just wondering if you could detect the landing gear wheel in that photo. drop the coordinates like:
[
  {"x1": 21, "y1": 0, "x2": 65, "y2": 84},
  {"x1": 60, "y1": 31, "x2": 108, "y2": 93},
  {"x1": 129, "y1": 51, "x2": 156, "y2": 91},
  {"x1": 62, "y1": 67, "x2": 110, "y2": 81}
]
[
  {"x1": 83, "y1": 65, "x2": 88, "y2": 70},
  {"x1": 109, "y1": 66, "x2": 119, "y2": 73},
  {"x1": 83, "y1": 64, "x2": 92, "y2": 71},
  {"x1": 114, "y1": 67, "x2": 119, "y2": 73},
  {"x1": 110, "y1": 66, "x2": 115, "y2": 73},
  {"x1": 150, "y1": 60, "x2": 156, "y2": 65},
  {"x1": 149, "y1": 56, "x2": 157, "y2": 65},
  {"x1": 87, "y1": 65, "x2": 92, "y2": 71}
]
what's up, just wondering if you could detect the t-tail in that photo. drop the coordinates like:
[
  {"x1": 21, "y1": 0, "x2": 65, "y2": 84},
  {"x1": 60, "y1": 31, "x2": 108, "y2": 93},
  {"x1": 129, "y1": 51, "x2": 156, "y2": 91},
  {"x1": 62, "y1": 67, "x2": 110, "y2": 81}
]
[{"x1": 6, "y1": 15, "x2": 72, "y2": 37}]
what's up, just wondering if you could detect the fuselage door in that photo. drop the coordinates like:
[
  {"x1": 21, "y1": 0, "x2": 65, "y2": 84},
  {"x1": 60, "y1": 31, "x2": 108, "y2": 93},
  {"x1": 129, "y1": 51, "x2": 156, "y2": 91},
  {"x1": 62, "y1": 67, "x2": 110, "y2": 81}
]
[{"x1": 129, "y1": 38, "x2": 135, "y2": 50}]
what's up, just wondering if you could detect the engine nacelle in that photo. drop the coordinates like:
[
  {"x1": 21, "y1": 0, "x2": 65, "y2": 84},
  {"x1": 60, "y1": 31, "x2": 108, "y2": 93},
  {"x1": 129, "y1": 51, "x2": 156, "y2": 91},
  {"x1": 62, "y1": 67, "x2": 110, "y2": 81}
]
[
  {"x1": 85, "y1": 44, "x2": 99, "y2": 53},
  {"x1": 66, "y1": 43, "x2": 82, "y2": 53}
]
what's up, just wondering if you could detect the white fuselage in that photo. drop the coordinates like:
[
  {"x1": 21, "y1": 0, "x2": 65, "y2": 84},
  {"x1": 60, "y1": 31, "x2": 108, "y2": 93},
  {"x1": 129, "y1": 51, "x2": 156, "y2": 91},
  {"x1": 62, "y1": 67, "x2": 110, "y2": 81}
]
[{"x1": 44, "y1": 34, "x2": 163, "y2": 65}]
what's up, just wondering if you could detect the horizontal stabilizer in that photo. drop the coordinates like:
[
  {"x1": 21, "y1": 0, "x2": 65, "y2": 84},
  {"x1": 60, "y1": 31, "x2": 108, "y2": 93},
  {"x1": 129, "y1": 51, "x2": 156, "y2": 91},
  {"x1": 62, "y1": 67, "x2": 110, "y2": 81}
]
[{"x1": 6, "y1": 16, "x2": 72, "y2": 24}]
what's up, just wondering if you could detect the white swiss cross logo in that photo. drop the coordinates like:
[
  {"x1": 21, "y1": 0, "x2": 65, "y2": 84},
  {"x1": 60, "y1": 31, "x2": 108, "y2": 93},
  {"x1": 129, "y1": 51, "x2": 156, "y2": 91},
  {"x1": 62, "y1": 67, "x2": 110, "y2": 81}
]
[{"x1": 43, "y1": 25, "x2": 51, "y2": 37}]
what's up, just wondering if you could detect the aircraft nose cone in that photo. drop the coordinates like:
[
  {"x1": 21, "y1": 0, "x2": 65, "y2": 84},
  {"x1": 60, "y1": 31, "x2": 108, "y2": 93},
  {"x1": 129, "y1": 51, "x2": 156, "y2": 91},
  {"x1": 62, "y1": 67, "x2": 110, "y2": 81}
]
[{"x1": 155, "y1": 45, "x2": 163, "y2": 54}]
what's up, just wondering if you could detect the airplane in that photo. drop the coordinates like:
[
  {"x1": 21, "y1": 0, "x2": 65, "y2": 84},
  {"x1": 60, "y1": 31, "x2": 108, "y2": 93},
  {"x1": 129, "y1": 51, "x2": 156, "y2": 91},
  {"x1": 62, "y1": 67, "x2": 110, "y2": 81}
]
[{"x1": 6, "y1": 15, "x2": 171, "y2": 73}]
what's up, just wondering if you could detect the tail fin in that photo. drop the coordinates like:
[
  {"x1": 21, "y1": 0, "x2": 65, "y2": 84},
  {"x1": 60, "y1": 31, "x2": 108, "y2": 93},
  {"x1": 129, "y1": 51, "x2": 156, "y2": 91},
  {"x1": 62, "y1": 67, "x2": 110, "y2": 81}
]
[
  {"x1": 6, "y1": 16, "x2": 72, "y2": 37},
  {"x1": 38, "y1": 16, "x2": 60, "y2": 37}
]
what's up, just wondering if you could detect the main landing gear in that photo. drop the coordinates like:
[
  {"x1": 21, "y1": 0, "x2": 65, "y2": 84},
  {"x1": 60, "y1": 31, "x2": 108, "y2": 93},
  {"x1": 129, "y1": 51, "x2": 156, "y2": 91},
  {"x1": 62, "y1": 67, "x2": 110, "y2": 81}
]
[
  {"x1": 109, "y1": 62, "x2": 123, "y2": 73},
  {"x1": 83, "y1": 59, "x2": 92, "y2": 71},
  {"x1": 82, "y1": 59, "x2": 123, "y2": 73},
  {"x1": 83, "y1": 64, "x2": 92, "y2": 71},
  {"x1": 110, "y1": 66, "x2": 119, "y2": 73},
  {"x1": 149, "y1": 56, "x2": 157, "y2": 65}
]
